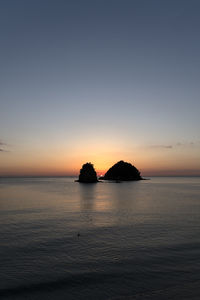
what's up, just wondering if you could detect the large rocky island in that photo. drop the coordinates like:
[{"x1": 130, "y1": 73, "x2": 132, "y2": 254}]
[
  {"x1": 77, "y1": 162, "x2": 98, "y2": 183},
  {"x1": 100, "y1": 160, "x2": 142, "y2": 181}
]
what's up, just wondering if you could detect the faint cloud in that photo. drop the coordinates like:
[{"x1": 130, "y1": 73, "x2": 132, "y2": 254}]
[
  {"x1": 148, "y1": 145, "x2": 173, "y2": 149},
  {"x1": 0, "y1": 140, "x2": 9, "y2": 152},
  {"x1": 141, "y1": 141, "x2": 200, "y2": 151},
  {"x1": 147, "y1": 141, "x2": 200, "y2": 150},
  {"x1": 176, "y1": 141, "x2": 199, "y2": 147}
]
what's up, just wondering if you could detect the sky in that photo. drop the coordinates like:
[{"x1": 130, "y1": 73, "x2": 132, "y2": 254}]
[{"x1": 0, "y1": 0, "x2": 200, "y2": 176}]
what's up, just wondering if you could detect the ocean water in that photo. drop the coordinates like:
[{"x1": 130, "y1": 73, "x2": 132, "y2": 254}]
[{"x1": 0, "y1": 177, "x2": 200, "y2": 299}]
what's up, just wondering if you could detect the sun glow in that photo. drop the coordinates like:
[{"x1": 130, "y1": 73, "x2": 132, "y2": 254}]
[{"x1": 0, "y1": 134, "x2": 200, "y2": 176}]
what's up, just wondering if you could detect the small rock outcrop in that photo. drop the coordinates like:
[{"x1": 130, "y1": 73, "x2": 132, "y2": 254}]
[
  {"x1": 100, "y1": 160, "x2": 142, "y2": 181},
  {"x1": 77, "y1": 162, "x2": 98, "y2": 183}
]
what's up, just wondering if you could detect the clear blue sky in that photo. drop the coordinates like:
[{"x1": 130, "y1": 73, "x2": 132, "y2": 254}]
[{"x1": 0, "y1": 0, "x2": 200, "y2": 176}]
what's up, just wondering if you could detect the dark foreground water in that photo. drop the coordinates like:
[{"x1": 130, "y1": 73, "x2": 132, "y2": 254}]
[{"x1": 0, "y1": 177, "x2": 200, "y2": 299}]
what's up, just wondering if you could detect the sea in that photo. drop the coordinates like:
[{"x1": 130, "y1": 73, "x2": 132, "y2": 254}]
[{"x1": 0, "y1": 176, "x2": 200, "y2": 300}]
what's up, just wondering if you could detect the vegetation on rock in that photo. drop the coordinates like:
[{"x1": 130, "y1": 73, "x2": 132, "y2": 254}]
[
  {"x1": 77, "y1": 162, "x2": 98, "y2": 183},
  {"x1": 101, "y1": 160, "x2": 142, "y2": 181}
]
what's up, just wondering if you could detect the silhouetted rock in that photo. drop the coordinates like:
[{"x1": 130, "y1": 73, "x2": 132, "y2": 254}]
[
  {"x1": 100, "y1": 160, "x2": 142, "y2": 181},
  {"x1": 77, "y1": 162, "x2": 98, "y2": 183}
]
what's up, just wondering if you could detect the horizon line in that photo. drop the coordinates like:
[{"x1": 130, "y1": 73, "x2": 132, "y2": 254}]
[{"x1": 1, "y1": 174, "x2": 200, "y2": 178}]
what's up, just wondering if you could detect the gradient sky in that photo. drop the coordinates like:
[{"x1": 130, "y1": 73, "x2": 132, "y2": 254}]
[{"x1": 0, "y1": 0, "x2": 200, "y2": 176}]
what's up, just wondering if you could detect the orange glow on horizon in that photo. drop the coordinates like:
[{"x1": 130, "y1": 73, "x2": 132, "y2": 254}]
[
  {"x1": 1, "y1": 157, "x2": 200, "y2": 177},
  {"x1": 0, "y1": 140, "x2": 200, "y2": 177}
]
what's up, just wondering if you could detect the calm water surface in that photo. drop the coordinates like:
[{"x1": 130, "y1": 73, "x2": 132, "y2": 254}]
[{"x1": 0, "y1": 177, "x2": 200, "y2": 299}]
